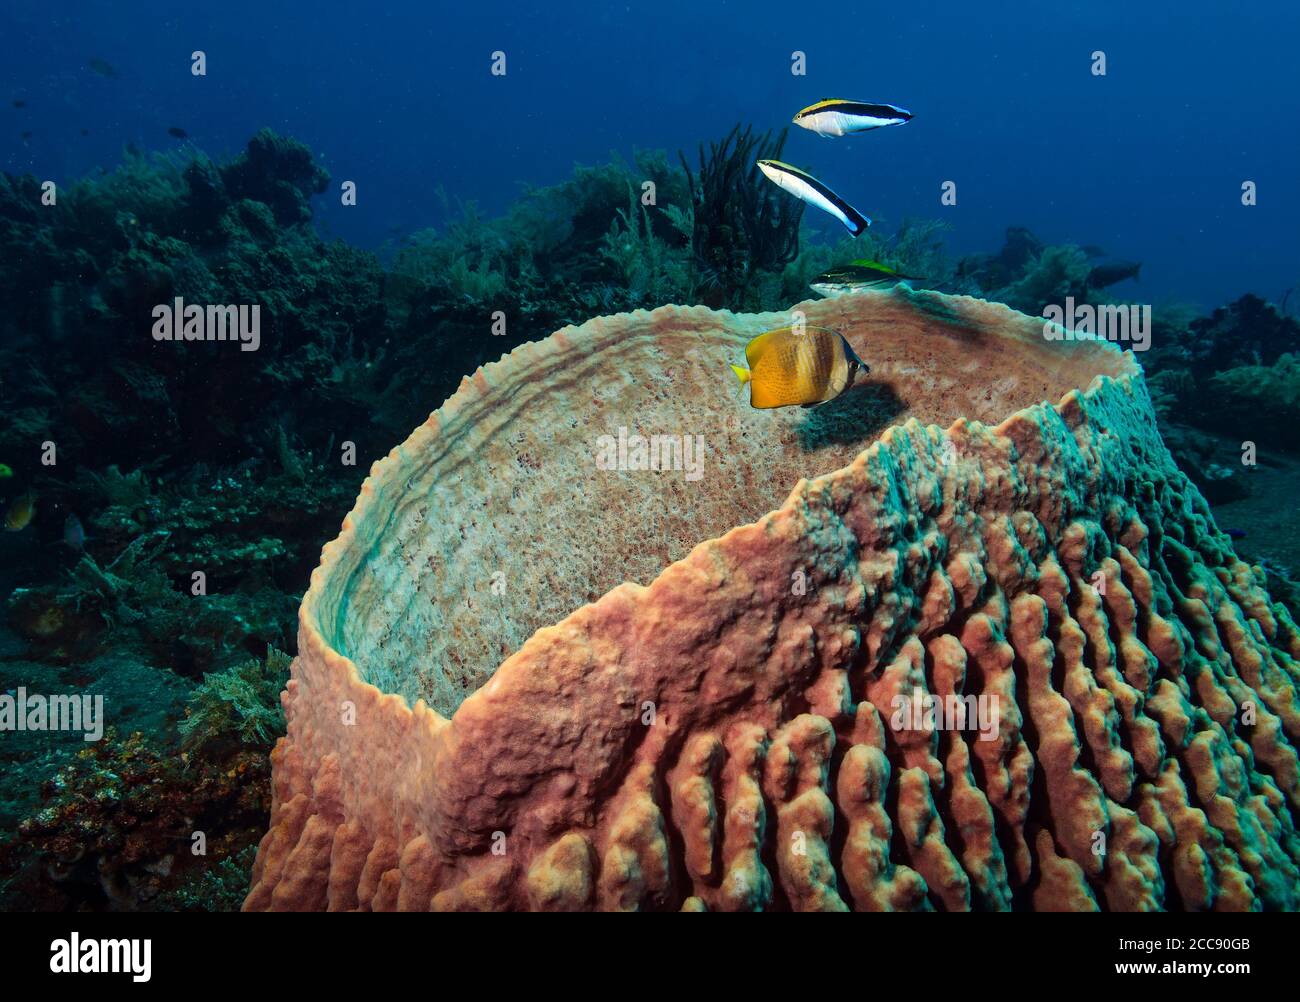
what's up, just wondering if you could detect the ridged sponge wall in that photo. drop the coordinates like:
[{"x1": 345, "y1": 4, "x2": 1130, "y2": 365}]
[{"x1": 245, "y1": 290, "x2": 1300, "y2": 911}]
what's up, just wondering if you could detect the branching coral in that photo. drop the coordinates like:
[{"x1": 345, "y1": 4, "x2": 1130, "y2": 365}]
[
  {"x1": 60, "y1": 147, "x2": 192, "y2": 252},
  {"x1": 179, "y1": 647, "x2": 292, "y2": 758},
  {"x1": 994, "y1": 244, "x2": 1091, "y2": 315},
  {"x1": 1209, "y1": 353, "x2": 1300, "y2": 447},
  {"x1": 599, "y1": 183, "x2": 690, "y2": 305},
  {"x1": 62, "y1": 533, "x2": 170, "y2": 623},
  {"x1": 79, "y1": 464, "x2": 152, "y2": 509},
  {"x1": 217, "y1": 129, "x2": 330, "y2": 226},
  {"x1": 152, "y1": 845, "x2": 260, "y2": 912},
  {"x1": 1187, "y1": 294, "x2": 1300, "y2": 374},
  {"x1": 1141, "y1": 297, "x2": 1300, "y2": 456},
  {"x1": 445, "y1": 253, "x2": 508, "y2": 303},
  {"x1": 391, "y1": 151, "x2": 694, "y2": 316},
  {"x1": 679, "y1": 123, "x2": 803, "y2": 309}
]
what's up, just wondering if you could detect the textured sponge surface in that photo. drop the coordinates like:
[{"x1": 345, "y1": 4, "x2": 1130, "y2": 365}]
[
  {"x1": 323, "y1": 289, "x2": 1130, "y2": 714},
  {"x1": 246, "y1": 291, "x2": 1300, "y2": 912}
]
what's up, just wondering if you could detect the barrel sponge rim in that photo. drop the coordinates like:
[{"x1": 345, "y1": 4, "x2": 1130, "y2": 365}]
[{"x1": 296, "y1": 288, "x2": 1138, "y2": 726}]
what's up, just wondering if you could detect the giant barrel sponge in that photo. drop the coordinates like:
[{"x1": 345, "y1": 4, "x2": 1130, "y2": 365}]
[{"x1": 245, "y1": 288, "x2": 1300, "y2": 912}]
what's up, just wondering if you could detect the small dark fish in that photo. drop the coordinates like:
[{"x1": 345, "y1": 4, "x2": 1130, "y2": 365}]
[
  {"x1": 89, "y1": 57, "x2": 119, "y2": 79},
  {"x1": 63, "y1": 513, "x2": 86, "y2": 551},
  {"x1": 1081, "y1": 244, "x2": 1107, "y2": 259},
  {"x1": 4, "y1": 492, "x2": 35, "y2": 532},
  {"x1": 1088, "y1": 260, "x2": 1142, "y2": 289},
  {"x1": 167, "y1": 126, "x2": 188, "y2": 140},
  {"x1": 1225, "y1": 528, "x2": 1247, "y2": 540},
  {"x1": 80, "y1": 128, "x2": 89, "y2": 136},
  {"x1": 20, "y1": 130, "x2": 32, "y2": 141},
  {"x1": 11, "y1": 99, "x2": 26, "y2": 109}
]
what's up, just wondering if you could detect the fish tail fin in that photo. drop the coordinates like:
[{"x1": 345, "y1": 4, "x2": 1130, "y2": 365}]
[
  {"x1": 845, "y1": 206, "x2": 872, "y2": 236},
  {"x1": 730, "y1": 364, "x2": 751, "y2": 386}
]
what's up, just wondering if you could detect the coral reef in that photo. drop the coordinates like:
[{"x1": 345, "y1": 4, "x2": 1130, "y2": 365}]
[
  {"x1": 0, "y1": 131, "x2": 388, "y2": 469},
  {"x1": 1179, "y1": 294, "x2": 1300, "y2": 377},
  {"x1": 957, "y1": 235, "x2": 1300, "y2": 520},
  {"x1": 387, "y1": 150, "x2": 695, "y2": 326},
  {"x1": 178, "y1": 647, "x2": 292, "y2": 758},
  {"x1": 0, "y1": 646, "x2": 288, "y2": 910},
  {"x1": 0, "y1": 127, "x2": 919, "y2": 911},
  {"x1": 2, "y1": 730, "x2": 271, "y2": 911},
  {"x1": 1140, "y1": 295, "x2": 1300, "y2": 506},
  {"x1": 957, "y1": 228, "x2": 1092, "y2": 314},
  {"x1": 678, "y1": 124, "x2": 804, "y2": 309},
  {"x1": 246, "y1": 289, "x2": 1300, "y2": 912},
  {"x1": 3, "y1": 130, "x2": 1298, "y2": 913},
  {"x1": 1210, "y1": 354, "x2": 1300, "y2": 448}
]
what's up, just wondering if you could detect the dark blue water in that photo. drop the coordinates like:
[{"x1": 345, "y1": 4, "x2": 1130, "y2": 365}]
[{"x1": 3, "y1": 0, "x2": 1297, "y2": 309}]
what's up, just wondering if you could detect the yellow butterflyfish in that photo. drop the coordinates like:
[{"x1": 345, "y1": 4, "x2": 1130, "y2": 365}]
[{"x1": 730, "y1": 325, "x2": 868, "y2": 409}]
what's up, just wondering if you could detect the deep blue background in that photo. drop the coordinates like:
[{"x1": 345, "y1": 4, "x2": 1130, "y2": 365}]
[{"x1": 2, "y1": 0, "x2": 1296, "y2": 309}]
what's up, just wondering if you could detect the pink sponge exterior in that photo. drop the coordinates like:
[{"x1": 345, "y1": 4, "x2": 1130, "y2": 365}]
[{"x1": 246, "y1": 291, "x2": 1300, "y2": 911}]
